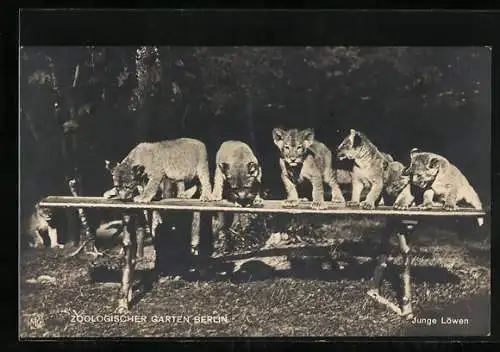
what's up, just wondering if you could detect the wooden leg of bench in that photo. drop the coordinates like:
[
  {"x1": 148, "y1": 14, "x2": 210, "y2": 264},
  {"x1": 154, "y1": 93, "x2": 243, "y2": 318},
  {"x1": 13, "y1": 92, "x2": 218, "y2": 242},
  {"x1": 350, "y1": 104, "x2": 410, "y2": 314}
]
[
  {"x1": 397, "y1": 222, "x2": 414, "y2": 317},
  {"x1": 368, "y1": 218, "x2": 416, "y2": 318},
  {"x1": 117, "y1": 214, "x2": 136, "y2": 312},
  {"x1": 136, "y1": 225, "x2": 145, "y2": 259},
  {"x1": 191, "y1": 211, "x2": 201, "y2": 256}
]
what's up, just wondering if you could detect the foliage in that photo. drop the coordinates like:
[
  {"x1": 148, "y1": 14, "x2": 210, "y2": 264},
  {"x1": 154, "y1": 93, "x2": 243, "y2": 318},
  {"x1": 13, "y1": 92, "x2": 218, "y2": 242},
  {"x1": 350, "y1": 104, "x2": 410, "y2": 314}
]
[
  {"x1": 21, "y1": 46, "x2": 489, "y2": 130},
  {"x1": 20, "y1": 46, "x2": 491, "y2": 204}
]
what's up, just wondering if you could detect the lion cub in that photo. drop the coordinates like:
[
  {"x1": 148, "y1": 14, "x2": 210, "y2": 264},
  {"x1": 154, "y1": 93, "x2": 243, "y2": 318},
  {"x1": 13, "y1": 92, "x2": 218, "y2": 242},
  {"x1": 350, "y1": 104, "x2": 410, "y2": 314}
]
[
  {"x1": 104, "y1": 138, "x2": 213, "y2": 203},
  {"x1": 400, "y1": 148, "x2": 483, "y2": 212},
  {"x1": 336, "y1": 129, "x2": 407, "y2": 210},
  {"x1": 212, "y1": 140, "x2": 263, "y2": 207},
  {"x1": 211, "y1": 141, "x2": 263, "y2": 253},
  {"x1": 381, "y1": 161, "x2": 415, "y2": 208},
  {"x1": 22, "y1": 204, "x2": 63, "y2": 249},
  {"x1": 272, "y1": 128, "x2": 345, "y2": 209}
]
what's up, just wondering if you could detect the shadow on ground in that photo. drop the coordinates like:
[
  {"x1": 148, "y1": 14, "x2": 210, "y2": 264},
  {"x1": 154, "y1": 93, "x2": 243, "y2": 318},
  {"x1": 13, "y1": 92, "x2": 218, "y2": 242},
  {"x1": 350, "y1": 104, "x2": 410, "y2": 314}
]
[
  {"x1": 20, "y1": 215, "x2": 490, "y2": 337},
  {"x1": 87, "y1": 238, "x2": 462, "y2": 311}
]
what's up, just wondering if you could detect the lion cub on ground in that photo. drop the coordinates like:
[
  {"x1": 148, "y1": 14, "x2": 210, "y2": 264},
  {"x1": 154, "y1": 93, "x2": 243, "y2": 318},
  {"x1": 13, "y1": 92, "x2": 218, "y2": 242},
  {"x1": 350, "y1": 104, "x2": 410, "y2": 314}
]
[
  {"x1": 22, "y1": 204, "x2": 63, "y2": 249},
  {"x1": 272, "y1": 128, "x2": 345, "y2": 209},
  {"x1": 400, "y1": 148, "x2": 483, "y2": 212},
  {"x1": 104, "y1": 138, "x2": 213, "y2": 203},
  {"x1": 336, "y1": 129, "x2": 409, "y2": 210}
]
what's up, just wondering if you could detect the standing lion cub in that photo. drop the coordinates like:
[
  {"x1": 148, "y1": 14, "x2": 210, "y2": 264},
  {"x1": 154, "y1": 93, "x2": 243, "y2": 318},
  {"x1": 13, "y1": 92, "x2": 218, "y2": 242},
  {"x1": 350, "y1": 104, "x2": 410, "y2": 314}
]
[
  {"x1": 336, "y1": 129, "x2": 405, "y2": 209},
  {"x1": 272, "y1": 128, "x2": 345, "y2": 209},
  {"x1": 105, "y1": 138, "x2": 213, "y2": 203}
]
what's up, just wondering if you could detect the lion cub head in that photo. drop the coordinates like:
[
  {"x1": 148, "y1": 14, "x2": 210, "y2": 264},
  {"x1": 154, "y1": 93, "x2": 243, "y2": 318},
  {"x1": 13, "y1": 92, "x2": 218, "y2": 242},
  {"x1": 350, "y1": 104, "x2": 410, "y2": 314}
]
[
  {"x1": 336, "y1": 129, "x2": 367, "y2": 161},
  {"x1": 104, "y1": 160, "x2": 147, "y2": 201},
  {"x1": 402, "y1": 148, "x2": 445, "y2": 189},
  {"x1": 34, "y1": 203, "x2": 53, "y2": 222},
  {"x1": 272, "y1": 128, "x2": 315, "y2": 167},
  {"x1": 219, "y1": 161, "x2": 262, "y2": 207}
]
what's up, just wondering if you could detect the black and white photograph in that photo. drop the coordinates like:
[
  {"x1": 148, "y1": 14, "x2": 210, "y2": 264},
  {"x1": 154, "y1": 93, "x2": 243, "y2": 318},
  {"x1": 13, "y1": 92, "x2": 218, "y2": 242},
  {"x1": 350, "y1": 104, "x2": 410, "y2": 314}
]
[{"x1": 20, "y1": 44, "x2": 491, "y2": 337}]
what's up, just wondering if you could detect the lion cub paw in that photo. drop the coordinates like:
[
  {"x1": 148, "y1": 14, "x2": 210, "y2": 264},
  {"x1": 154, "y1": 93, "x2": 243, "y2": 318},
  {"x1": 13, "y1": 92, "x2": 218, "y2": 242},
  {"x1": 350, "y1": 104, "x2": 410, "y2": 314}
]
[
  {"x1": 346, "y1": 201, "x2": 360, "y2": 208},
  {"x1": 360, "y1": 201, "x2": 375, "y2": 210},
  {"x1": 133, "y1": 195, "x2": 150, "y2": 203},
  {"x1": 311, "y1": 200, "x2": 328, "y2": 210},
  {"x1": 393, "y1": 203, "x2": 409, "y2": 210},
  {"x1": 283, "y1": 199, "x2": 299, "y2": 208},
  {"x1": 331, "y1": 195, "x2": 346, "y2": 206},
  {"x1": 32, "y1": 242, "x2": 45, "y2": 249},
  {"x1": 199, "y1": 193, "x2": 213, "y2": 202},
  {"x1": 418, "y1": 202, "x2": 434, "y2": 211},
  {"x1": 252, "y1": 196, "x2": 264, "y2": 207},
  {"x1": 443, "y1": 203, "x2": 457, "y2": 211}
]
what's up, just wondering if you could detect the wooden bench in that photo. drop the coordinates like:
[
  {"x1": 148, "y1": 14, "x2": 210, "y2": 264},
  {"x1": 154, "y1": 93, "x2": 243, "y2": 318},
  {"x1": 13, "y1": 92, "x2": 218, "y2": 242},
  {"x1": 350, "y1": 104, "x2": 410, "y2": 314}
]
[{"x1": 38, "y1": 196, "x2": 486, "y2": 318}]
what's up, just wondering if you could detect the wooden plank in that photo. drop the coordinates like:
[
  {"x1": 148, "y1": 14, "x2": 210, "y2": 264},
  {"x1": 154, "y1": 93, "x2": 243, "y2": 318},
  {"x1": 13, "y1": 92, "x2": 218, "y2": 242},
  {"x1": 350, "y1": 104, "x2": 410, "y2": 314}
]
[{"x1": 39, "y1": 196, "x2": 487, "y2": 217}]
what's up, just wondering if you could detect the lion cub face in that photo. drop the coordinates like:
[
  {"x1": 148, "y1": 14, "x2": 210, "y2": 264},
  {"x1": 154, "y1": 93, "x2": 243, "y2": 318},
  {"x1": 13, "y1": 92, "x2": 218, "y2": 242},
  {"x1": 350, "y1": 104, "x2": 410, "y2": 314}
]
[
  {"x1": 220, "y1": 161, "x2": 261, "y2": 207},
  {"x1": 35, "y1": 203, "x2": 53, "y2": 223},
  {"x1": 105, "y1": 160, "x2": 146, "y2": 201},
  {"x1": 336, "y1": 129, "x2": 364, "y2": 160},
  {"x1": 402, "y1": 148, "x2": 442, "y2": 189},
  {"x1": 272, "y1": 128, "x2": 314, "y2": 167}
]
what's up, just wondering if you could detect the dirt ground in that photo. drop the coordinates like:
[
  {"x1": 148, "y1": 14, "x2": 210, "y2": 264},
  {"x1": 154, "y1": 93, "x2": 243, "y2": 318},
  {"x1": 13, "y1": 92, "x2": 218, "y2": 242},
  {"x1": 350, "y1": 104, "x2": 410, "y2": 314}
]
[{"x1": 19, "y1": 216, "x2": 490, "y2": 338}]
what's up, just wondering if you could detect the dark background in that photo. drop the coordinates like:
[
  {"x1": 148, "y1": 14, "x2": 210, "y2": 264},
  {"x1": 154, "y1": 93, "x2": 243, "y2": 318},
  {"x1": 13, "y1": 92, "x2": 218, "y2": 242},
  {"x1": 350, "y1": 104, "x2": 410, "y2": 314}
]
[{"x1": 20, "y1": 46, "x2": 491, "y2": 219}]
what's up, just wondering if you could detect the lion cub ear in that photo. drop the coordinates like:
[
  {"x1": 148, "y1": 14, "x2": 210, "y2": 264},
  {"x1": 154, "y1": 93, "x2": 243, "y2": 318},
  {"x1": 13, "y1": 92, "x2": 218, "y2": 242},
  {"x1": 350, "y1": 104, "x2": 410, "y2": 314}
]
[
  {"x1": 410, "y1": 148, "x2": 421, "y2": 156},
  {"x1": 272, "y1": 128, "x2": 286, "y2": 148},
  {"x1": 352, "y1": 131, "x2": 362, "y2": 149},
  {"x1": 301, "y1": 128, "x2": 315, "y2": 149},
  {"x1": 105, "y1": 160, "x2": 117, "y2": 171},
  {"x1": 428, "y1": 157, "x2": 442, "y2": 169}
]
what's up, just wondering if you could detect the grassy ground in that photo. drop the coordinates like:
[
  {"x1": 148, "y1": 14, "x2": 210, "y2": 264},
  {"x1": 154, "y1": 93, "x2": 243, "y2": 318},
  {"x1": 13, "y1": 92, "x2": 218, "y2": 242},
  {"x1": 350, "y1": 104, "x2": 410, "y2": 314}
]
[{"x1": 20, "y1": 216, "x2": 490, "y2": 337}]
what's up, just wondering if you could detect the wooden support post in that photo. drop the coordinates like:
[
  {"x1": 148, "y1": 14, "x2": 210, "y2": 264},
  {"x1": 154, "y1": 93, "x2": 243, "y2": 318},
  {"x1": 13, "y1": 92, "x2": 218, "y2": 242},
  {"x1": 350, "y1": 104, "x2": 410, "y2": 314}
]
[
  {"x1": 191, "y1": 211, "x2": 201, "y2": 256},
  {"x1": 117, "y1": 213, "x2": 136, "y2": 312},
  {"x1": 136, "y1": 225, "x2": 145, "y2": 259},
  {"x1": 397, "y1": 219, "x2": 416, "y2": 317},
  {"x1": 64, "y1": 179, "x2": 104, "y2": 258},
  {"x1": 368, "y1": 218, "x2": 417, "y2": 318}
]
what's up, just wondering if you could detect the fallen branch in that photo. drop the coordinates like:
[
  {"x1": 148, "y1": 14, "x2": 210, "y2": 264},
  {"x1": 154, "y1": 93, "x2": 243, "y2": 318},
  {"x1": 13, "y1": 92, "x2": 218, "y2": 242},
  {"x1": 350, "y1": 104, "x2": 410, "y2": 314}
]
[{"x1": 367, "y1": 289, "x2": 414, "y2": 319}]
